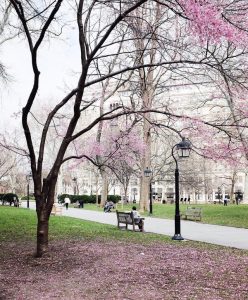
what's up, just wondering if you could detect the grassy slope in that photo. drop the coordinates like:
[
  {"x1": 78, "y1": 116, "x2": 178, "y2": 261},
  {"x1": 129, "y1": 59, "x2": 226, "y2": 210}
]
[
  {"x1": 1, "y1": 206, "x2": 240, "y2": 252},
  {"x1": 0, "y1": 206, "x2": 171, "y2": 244}
]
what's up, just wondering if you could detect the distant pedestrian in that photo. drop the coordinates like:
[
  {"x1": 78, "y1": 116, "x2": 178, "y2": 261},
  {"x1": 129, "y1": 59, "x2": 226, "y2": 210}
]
[
  {"x1": 184, "y1": 198, "x2": 187, "y2": 204},
  {"x1": 180, "y1": 198, "x2": 183, "y2": 203},
  {"x1": 188, "y1": 197, "x2": 190, "y2": 204},
  {"x1": 64, "y1": 197, "x2": 70, "y2": 210},
  {"x1": 224, "y1": 197, "x2": 228, "y2": 206}
]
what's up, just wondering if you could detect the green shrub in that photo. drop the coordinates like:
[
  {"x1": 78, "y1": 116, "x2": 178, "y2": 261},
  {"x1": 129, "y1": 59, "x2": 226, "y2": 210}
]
[
  {"x1": 21, "y1": 195, "x2": 35, "y2": 200},
  {"x1": 0, "y1": 193, "x2": 19, "y2": 204},
  {"x1": 57, "y1": 194, "x2": 96, "y2": 204},
  {"x1": 57, "y1": 194, "x2": 120, "y2": 204},
  {"x1": 0, "y1": 193, "x2": 19, "y2": 201},
  {"x1": 107, "y1": 195, "x2": 121, "y2": 203}
]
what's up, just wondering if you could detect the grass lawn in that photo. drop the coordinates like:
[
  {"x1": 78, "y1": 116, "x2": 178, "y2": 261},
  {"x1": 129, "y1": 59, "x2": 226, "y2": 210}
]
[
  {"x1": 1, "y1": 204, "x2": 248, "y2": 253},
  {"x1": 83, "y1": 202, "x2": 248, "y2": 228},
  {"x1": 1, "y1": 206, "x2": 248, "y2": 300},
  {"x1": 0, "y1": 206, "x2": 173, "y2": 244}
]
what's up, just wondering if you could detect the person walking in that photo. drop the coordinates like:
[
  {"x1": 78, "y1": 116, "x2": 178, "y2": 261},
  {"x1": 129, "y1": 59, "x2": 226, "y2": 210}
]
[
  {"x1": 79, "y1": 199, "x2": 84, "y2": 208},
  {"x1": 64, "y1": 197, "x2": 70, "y2": 210},
  {"x1": 224, "y1": 197, "x2": 228, "y2": 206}
]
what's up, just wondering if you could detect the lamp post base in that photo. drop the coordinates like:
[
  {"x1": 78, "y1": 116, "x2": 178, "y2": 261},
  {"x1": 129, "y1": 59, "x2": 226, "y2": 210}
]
[{"x1": 172, "y1": 234, "x2": 184, "y2": 241}]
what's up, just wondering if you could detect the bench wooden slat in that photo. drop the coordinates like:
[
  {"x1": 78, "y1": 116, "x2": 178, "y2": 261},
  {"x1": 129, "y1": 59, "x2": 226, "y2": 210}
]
[{"x1": 181, "y1": 206, "x2": 202, "y2": 221}]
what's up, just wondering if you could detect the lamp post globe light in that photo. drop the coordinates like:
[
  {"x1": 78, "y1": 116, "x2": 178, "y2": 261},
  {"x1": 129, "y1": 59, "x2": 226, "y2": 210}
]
[
  {"x1": 26, "y1": 172, "x2": 32, "y2": 209},
  {"x1": 144, "y1": 167, "x2": 153, "y2": 215},
  {"x1": 171, "y1": 137, "x2": 191, "y2": 241}
]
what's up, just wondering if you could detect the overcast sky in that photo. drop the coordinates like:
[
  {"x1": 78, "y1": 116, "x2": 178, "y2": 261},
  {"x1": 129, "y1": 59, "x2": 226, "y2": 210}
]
[{"x1": 0, "y1": 26, "x2": 80, "y2": 130}]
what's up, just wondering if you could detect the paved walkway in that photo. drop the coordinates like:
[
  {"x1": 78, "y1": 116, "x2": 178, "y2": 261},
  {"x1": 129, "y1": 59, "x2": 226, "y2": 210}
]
[
  {"x1": 27, "y1": 202, "x2": 248, "y2": 250},
  {"x1": 59, "y1": 207, "x2": 248, "y2": 250}
]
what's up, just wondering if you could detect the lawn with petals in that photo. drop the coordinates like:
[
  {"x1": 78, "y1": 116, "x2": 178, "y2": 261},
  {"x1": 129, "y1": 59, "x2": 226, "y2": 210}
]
[{"x1": 0, "y1": 206, "x2": 248, "y2": 300}]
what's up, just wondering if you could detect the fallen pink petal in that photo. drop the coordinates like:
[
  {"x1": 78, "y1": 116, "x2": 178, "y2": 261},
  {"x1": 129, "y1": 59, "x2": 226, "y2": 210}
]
[{"x1": 1, "y1": 240, "x2": 247, "y2": 299}]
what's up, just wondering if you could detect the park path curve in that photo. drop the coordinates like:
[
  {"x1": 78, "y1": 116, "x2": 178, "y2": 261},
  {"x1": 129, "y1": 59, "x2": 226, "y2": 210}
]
[
  {"x1": 60, "y1": 207, "x2": 248, "y2": 250},
  {"x1": 26, "y1": 202, "x2": 248, "y2": 250}
]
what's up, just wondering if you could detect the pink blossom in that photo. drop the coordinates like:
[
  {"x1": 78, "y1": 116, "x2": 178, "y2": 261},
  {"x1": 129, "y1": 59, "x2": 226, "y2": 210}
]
[
  {"x1": 182, "y1": 116, "x2": 248, "y2": 168},
  {"x1": 74, "y1": 122, "x2": 146, "y2": 167},
  {"x1": 179, "y1": 0, "x2": 248, "y2": 45}
]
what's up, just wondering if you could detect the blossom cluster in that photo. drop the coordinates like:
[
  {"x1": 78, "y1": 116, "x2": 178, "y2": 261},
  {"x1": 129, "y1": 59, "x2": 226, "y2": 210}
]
[{"x1": 179, "y1": 0, "x2": 247, "y2": 44}]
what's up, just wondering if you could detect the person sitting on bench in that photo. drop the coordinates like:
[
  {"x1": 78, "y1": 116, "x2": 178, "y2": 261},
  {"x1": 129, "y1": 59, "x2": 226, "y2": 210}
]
[
  {"x1": 131, "y1": 206, "x2": 144, "y2": 232},
  {"x1": 104, "y1": 201, "x2": 114, "y2": 212}
]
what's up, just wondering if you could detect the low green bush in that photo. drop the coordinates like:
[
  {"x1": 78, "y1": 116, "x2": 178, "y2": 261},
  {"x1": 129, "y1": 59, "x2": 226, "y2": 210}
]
[
  {"x1": 57, "y1": 194, "x2": 96, "y2": 204},
  {"x1": 107, "y1": 195, "x2": 121, "y2": 203},
  {"x1": 21, "y1": 195, "x2": 35, "y2": 200},
  {"x1": 0, "y1": 193, "x2": 19, "y2": 202},
  {"x1": 57, "y1": 194, "x2": 120, "y2": 204}
]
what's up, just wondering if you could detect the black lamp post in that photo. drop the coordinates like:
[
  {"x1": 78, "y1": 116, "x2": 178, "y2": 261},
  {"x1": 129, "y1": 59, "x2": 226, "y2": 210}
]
[
  {"x1": 26, "y1": 172, "x2": 32, "y2": 209},
  {"x1": 144, "y1": 167, "x2": 153, "y2": 215},
  {"x1": 172, "y1": 137, "x2": 191, "y2": 241}
]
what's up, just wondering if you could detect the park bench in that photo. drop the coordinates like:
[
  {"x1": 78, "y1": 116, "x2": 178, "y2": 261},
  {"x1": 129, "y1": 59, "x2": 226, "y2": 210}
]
[
  {"x1": 181, "y1": 206, "x2": 202, "y2": 221},
  {"x1": 73, "y1": 201, "x2": 84, "y2": 208},
  {"x1": 51, "y1": 204, "x2": 63, "y2": 216},
  {"x1": 116, "y1": 210, "x2": 144, "y2": 232},
  {"x1": 74, "y1": 202, "x2": 80, "y2": 208}
]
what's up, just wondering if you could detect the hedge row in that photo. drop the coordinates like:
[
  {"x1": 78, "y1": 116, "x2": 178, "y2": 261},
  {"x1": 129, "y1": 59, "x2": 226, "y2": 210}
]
[
  {"x1": 20, "y1": 195, "x2": 35, "y2": 200},
  {"x1": 0, "y1": 193, "x2": 19, "y2": 201},
  {"x1": 0, "y1": 193, "x2": 121, "y2": 204},
  {"x1": 58, "y1": 194, "x2": 121, "y2": 204}
]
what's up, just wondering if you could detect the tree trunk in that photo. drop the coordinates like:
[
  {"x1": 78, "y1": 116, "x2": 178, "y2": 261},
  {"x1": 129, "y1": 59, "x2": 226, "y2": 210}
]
[
  {"x1": 100, "y1": 169, "x2": 108, "y2": 207},
  {"x1": 95, "y1": 174, "x2": 99, "y2": 206},
  {"x1": 36, "y1": 210, "x2": 49, "y2": 257},
  {"x1": 124, "y1": 186, "x2": 128, "y2": 204},
  {"x1": 140, "y1": 173, "x2": 150, "y2": 212},
  {"x1": 139, "y1": 111, "x2": 152, "y2": 212},
  {"x1": 35, "y1": 182, "x2": 55, "y2": 257},
  {"x1": 230, "y1": 171, "x2": 236, "y2": 203},
  {"x1": 133, "y1": 3, "x2": 157, "y2": 212}
]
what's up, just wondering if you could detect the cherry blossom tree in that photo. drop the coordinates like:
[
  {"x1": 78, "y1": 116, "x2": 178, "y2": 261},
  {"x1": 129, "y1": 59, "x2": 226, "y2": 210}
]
[
  {"x1": 117, "y1": 0, "x2": 248, "y2": 210},
  {"x1": 98, "y1": 123, "x2": 145, "y2": 205},
  {"x1": 70, "y1": 121, "x2": 145, "y2": 206},
  {"x1": 3, "y1": 0, "x2": 248, "y2": 257}
]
